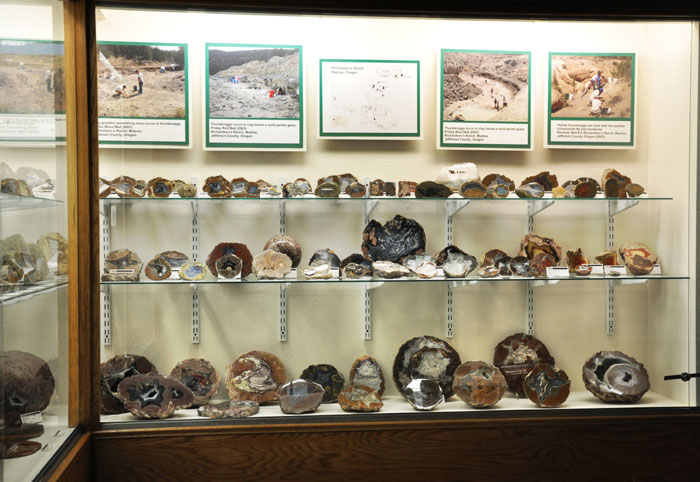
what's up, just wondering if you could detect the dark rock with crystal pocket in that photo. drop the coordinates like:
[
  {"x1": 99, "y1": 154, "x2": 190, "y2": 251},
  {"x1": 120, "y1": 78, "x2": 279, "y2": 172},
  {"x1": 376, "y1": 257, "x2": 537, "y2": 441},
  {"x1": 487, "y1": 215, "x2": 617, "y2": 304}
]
[
  {"x1": 523, "y1": 364, "x2": 571, "y2": 407},
  {"x1": 117, "y1": 373, "x2": 194, "y2": 419},
  {"x1": 340, "y1": 253, "x2": 373, "y2": 278},
  {"x1": 146, "y1": 177, "x2": 172, "y2": 197},
  {"x1": 2, "y1": 350, "x2": 55, "y2": 426},
  {"x1": 493, "y1": 333, "x2": 555, "y2": 398},
  {"x1": 362, "y1": 214, "x2": 426, "y2": 263},
  {"x1": 582, "y1": 351, "x2": 650, "y2": 403},
  {"x1": 169, "y1": 358, "x2": 221, "y2": 407},
  {"x1": 203, "y1": 175, "x2": 231, "y2": 198},
  {"x1": 206, "y1": 242, "x2": 253, "y2": 278},
  {"x1": 100, "y1": 354, "x2": 157, "y2": 414},
  {"x1": 349, "y1": 355, "x2": 385, "y2": 396},
  {"x1": 145, "y1": 256, "x2": 172, "y2": 280},
  {"x1": 521, "y1": 171, "x2": 558, "y2": 191},
  {"x1": 393, "y1": 335, "x2": 461, "y2": 399},
  {"x1": 300, "y1": 364, "x2": 345, "y2": 403}
]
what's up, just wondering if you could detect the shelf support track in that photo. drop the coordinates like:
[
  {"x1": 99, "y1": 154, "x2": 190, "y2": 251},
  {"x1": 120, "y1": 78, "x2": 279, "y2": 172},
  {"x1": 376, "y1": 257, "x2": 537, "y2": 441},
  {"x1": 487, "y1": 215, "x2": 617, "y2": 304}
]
[
  {"x1": 527, "y1": 281, "x2": 535, "y2": 335},
  {"x1": 527, "y1": 199, "x2": 555, "y2": 233},
  {"x1": 445, "y1": 200, "x2": 469, "y2": 339},
  {"x1": 279, "y1": 283, "x2": 289, "y2": 341},
  {"x1": 364, "y1": 288, "x2": 372, "y2": 340},
  {"x1": 101, "y1": 206, "x2": 112, "y2": 346},
  {"x1": 606, "y1": 199, "x2": 637, "y2": 336},
  {"x1": 191, "y1": 200, "x2": 200, "y2": 343}
]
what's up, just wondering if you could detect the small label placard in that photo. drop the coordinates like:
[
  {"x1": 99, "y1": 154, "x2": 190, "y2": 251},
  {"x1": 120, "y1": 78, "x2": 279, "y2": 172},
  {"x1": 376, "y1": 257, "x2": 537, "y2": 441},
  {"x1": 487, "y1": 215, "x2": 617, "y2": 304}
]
[
  {"x1": 109, "y1": 268, "x2": 134, "y2": 274},
  {"x1": 605, "y1": 265, "x2": 627, "y2": 276},
  {"x1": 546, "y1": 267, "x2": 570, "y2": 278},
  {"x1": 586, "y1": 264, "x2": 605, "y2": 275},
  {"x1": 218, "y1": 271, "x2": 242, "y2": 282},
  {"x1": 650, "y1": 264, "x2": 662, "y2": 275},
  {"x1": 21, "y1": 411, "x2": 43, "y2": 425}
]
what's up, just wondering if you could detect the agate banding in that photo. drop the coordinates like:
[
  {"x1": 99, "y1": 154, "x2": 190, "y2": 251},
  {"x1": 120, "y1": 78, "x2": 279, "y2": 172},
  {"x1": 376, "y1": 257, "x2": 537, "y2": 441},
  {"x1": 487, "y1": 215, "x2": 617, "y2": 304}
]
[
  {"x1": 226, "y1": 351, "x2": 287, "y2": 403},
  {"x1": 393, "y1": 335, "x2": 461, "y2": 398},
  {"x1": 582, "y1": 351, "x2": 650, "y2": 403},
  {"x1": 169, "y1": 358, "x2": 221, "y2": 407},
  {"x1": 493, "y1": 333, "x2": 555, "y2": 397},
  {"x1": 117, "y1": 373, "x2": 194, "y2": 419},
  {"x1": 100, "y1": 354, "x2": 157, "y2": 414}
]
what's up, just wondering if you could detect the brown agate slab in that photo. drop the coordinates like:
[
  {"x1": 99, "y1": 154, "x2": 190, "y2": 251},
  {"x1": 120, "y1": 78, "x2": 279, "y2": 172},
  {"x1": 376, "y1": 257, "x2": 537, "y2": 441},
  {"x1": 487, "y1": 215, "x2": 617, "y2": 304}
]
[
  {"x1": 521, "y1": 171, "x2": 558, "y2": 191},
  {"x1": 100, "y1": 354, "x2": 157, "y2": 414},
  {"x1": 482, "y1": 173, "x2": 515, "y2": 191},
  {"x1": 206, "y1": 242, "x2": 253, "y2": 278},
  {"x1": 583, "y1": 351, "x2": 650, "y2": 403},
  {"x1": 452, "y1": 361, "x2": 507, "y2": 408},
  {"x1": 338, "y1": 385, "x2": 383, "y2": 412},
  {"x1": 117, "y1": 373, "x2": 194, "y2": 419},
  {"x1": 101, "y1": 249, "x2": 143, "y2": 282},
  {"x1": 309, "y1": 248, "x2": 341, "y2": 268},
  {"x1": 203, "y1": 175, "x2": 232, "y2": 198},
  {"x1": 283, "y1": 178, "x2": 312, "y2": 197},
  {"x1": 264, "y1": 234, "x2": 302, "y2": 268},
  {"x1": 156, "y1": 250, "x2": 188, "y2": 269},
  {"x1": 392, "y1": 335, "x2": 461, "y2": 398},
  {"x1": 566, "y1": 248, "x2": 588, "y2": 272},
  {"x1": 230, "y1": 177, "x2": 249, "y2": 198},
  {"x1": 619, "y1": 242, "x2": 658, "y2": 275},
  {"x1": 2, "y1": 350, "x2": 55, "y2": 426},
  {"x1": 338, "y1": 173, "x2": 358, "y2": 192},
  {"x1": 493, "y1": 333, "x2": 555, "y2": 397},
  {"x1": 300, "y1": 364, "x2": 345, "y2": 403},
  {"x1": 349, "y1": 356, "x2": 385, "y2": 397},
  {"x1": 252, "y1": 250, "x2": 292, "y2": 279},
  {"x1": 1, "y1": 441, "x2": 43, "y2": 459},
  {"x1": 362, "y1": 214, "x2": 426, "y2": 262},
  {"x1": 385, "y1": 182, "x2": 396, "y2": 196},
  {"x1": 279, "y1": 379, "x2": 324, "y2": 414},
  {"x1": 169, "y1": 358, "x2": 221, "y2": 407},
  {"x1": 625, "y1": 183, "x2": 645, "y2": 197},
  {"x1": 601, "y1": 169, "x2": 631, "y2": 194},
  {"x1": 370, "y1": 179, "x2": 386, "y2": 196},
  {"x1": 145, "y1": 256, "x2": 172, "y2": 280},
  {"x1": 460, "y1": 181, "x2": 487, "y2": 198},
  {"x1": 519, "y1": 234, "x2": 562, "y2": 263},
  {"x1": 198, "y1": 400, "x2": 259, "y2": 419},
  {"x1": 147, "y1": 177, "x2": 172, "y2": 197},
  {"x1": 595, "y1": 249, "x2": 618, "y2": 266},
  {"x1": 523, "y1": 365, "x2": 571, "y2": 407},
  {"x1": 226, "y1": 351, "x2": 287, "y2": 403},
  {"x1": 111, "y1": 175, "x2": 136, "y2": 197},
  {"x1": 315, "y1": 182, "x2": 341, "y2": 198},
  {"x1": 346, "y1": 182, "x2": 366, "y2": 198}
]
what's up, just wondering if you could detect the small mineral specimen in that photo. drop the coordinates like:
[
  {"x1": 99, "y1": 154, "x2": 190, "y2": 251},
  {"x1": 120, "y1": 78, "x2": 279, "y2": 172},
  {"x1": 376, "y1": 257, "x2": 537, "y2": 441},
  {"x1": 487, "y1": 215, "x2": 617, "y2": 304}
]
[
  {"x1": 385, "y1": 182, "x2": 397, "y2": 196},
  {"x1": 601, "y1": 168, "x2": 631, "y2": 193},
  {"x1": 482, "y1": 173, "x2": 515, "y2": 191},
  {"x1": 415, "y1": 181, "x2": 452, "y2": 198},
  {"x1": 415, "y1": 261, "x2": 438, "y2": 278},
  {"x1": 318, "y1": 175, "x2": 340, "y2": 186},
  {"x1": 253, "y1": 250, "x2": 292, "y2": 279},
  {"x1": 133, "y1": 180, "x2": 147, "y2": 197},
  {"x1": 2, "y1": 351, "x2": 55, "y2": 426},
  {"x1": 575, "y1": 264, "x2": 593, "y2": 276},
  {"x1": 493, "y1": 333, "x2": 555, "y2": 397},
  {"x1": 147, "y1": 177, "x2": 172, "y2": 197},
  {"x1": 619, "y1": 242, "x2": 658, "y2": 275},
  {"x1": 344, "y1": 262, "x2": 372, "y2": 278},
  {"x1": 198, "y1": 400, "x2": 259, "y2": 419},
  {"x1": 510, "y1": 256, "x2": 530, "y2": 276},
  {"x1": 515, "y1": 182, "x2": 545, "y2": 199},
  {"x1": 625, "y1": 183, "x2": 645, "y2": 197},
  {"x1": 528, "y1": 253, "x2": 556, "y2": 277},
  {"x1": 111, "y1": 175, "x2": 136, "y2": 197},
  {"x1": 203, "y1": 175, "x2": 231, "y2": 198},
  {"x1": 393, "y1": 335, "x2": 461, "y2": 398},
  {"x1": 230, "y1": 177, "x2": 249, "y2": 198},
  {"x1": 552, "y1": 186, "x2": 566, "y2": 198},
  {"x1": 346, "y1": 182, "x2": 366, "y2": 198},
  {"x1": 604, "y1": 178, "x2": 627, "y2": 198},
  {"x1": 309, "y1": 248, "x2": 341, "y2": 268},
  {"x1": 101, "y1": 249, "x2": 143, "y2": 282},
  {"x1": 264, "y1": 234, "x2": 302, "y2": 268},
  {"x1": 434, "y1": 245, "x2": 467, "y2": 265},
  {"x1": 315, "y1": 181, "x2": 341, "y2": 198},
  {"x1": 117, "y1": 373, "x2": 194, "y2": 419},
  {"x1": 279, "y1": 379, "x2": 325, "y2": 414},
  {"x1": 216, "y1": 254, "x2": 243, "y2": 279},
  {"x1": 481, "y1": 248, "x2": 508, "y2": 267},
  {"x1": 303, "y1": 263, "x2": 333, "y2": 279},
  {"x1": 246, "y1": 183, "x2": 261, "y2": 198},
  {"x1": 156, "y1": 250, "x2": 188, "y2": 269},
  {"x1": 206, "y1": 242, "x2": 253, "y2": 278},
  {"x1": 338, "y1": 385, "x2": 383, "y2": 412},
  {"x1": 398, "y1": 181, "x2": 417, "y2": 197},
  {"x1": 522, "y1": 171, "x2": 558, "y2": 191},
  {"x1": 362, "y1": 214, "x2": 426, "y2": 262},
  {"x1": 226, "y1": 351, "x2": 287, "y2": 404},
  {"x1": 452, "y1": 361, "x2": 507, "y2": 408},
  {"x1": 372, "y1": 260, "x2": 410, "y2": 278},
  {"x1": 349, "y1": 356, "x2": 385, "y2": 396},
  {"x1": 573, "y1": 179, "x2": 599, "y2": 198},
  {"x1": 583, "y1": 351, "x2": 650, "y2": 403},
  {"x1": 405, "y1": 378, "x2": 444, "y2": 411},
  {"x1": 436, "y1": 162, "x2": 480, "y2": 191},
  {"x1": 169, "y1": 358, "x2": 221, "y2": 407},
  {"x1": 99, "y1": 177, "x2": 113, "y2": 197},
  {"x1": 283, "y1": 178, "x2": 312, "y2": 198},
  {"x1": 370, "y1": 179, "x2": 386, "y2": 196},
  {"x1": 523, "y1": 365, "x2": 571, "y2": 407},
  {"x1": 519, "y1": 234, "x2": 562, "y2": 263},
  {"x1": 595, "y1": 250, "x2": 618, "y2": 265},
  {"x1": 566, "y1": 248, "x2": 589, "y2": 272},
  {"x1": 145, "y1": 256, "x2": 172, "y2": 280},
  {"x1": 443, "y1": 256, "x2": 471, "y2": 278},
  {"x1": 402, "y1": 254, "x2": 434, "y2": 272},
  {"x1": 487, "y1": 183, "x2": 510, "y2": 198},
  {"x1": 338, "y1": 173, "x2": 358, "y2": 192},
  {"x1": 100, "y1": 354, "x2": 157, "y2": 415},
  {"x1": 459, "y1": 181, "x2": 488, "y2": 198},
  {"x1": 176, "y1": 183, "x2": 197, "y2": 198},
  {"x1": 478, "y1": 266, "x2": 500, "y2": 277},
  {"x1": 179, "y1": 262, "x2": 207, "y2": 281},
  {"x1": 300, "y1": 364, "x2": 345, "y2": 403},
  {"x1": 340, "y1": 253, "x2": 372, "y2": 277}
]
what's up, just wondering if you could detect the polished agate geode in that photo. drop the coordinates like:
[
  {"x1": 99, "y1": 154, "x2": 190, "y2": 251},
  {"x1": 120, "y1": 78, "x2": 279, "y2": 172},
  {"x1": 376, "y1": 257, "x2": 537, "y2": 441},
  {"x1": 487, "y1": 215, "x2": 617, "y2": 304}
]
[
  {"x1": 583, "y1": 351, "x2": 650, "y2": 403},
  {"x1": 178, "y1": 262, "x2": 207, "y2": 281},
  {"x1": 452, "y1": 361, "x2": 507, "y2": 408},
  {"x1": 2, "y1": 350, "x2": 55, "y2": 426},
  {"x1": 619, "y1": 242, "x2": 658, "y2": 276},
  {"x1": 206, "y1": 242, "x2": 253, "y2": 278},
  {"x1": 156, "y1": 250, "x2": 188, "y2": 269},
  {"x1": 169, "y1": 358, "x2": 221, "y2": 407},
  {"x1": 226, "y1": 351, "x2": 287, "y2": 403},
  {"x1": 100, "y1": 354, "x2": 157, "y2": 414},
  {"x1": 264, "y1": 234, "x2": 302, "y2": 268},
  {"x1": 145, "y1": 256, "x2": 171, "y2": 280},
  {"x1": 362, "y1": 214, "x2": 426, "y2": 263},
  {"x1": 309, "y1": 248, "x2": 341, "y2": 268},
  {"x1": 349, "y1": 355, "x2": 385, "y2": 397},
  {"x1": 393, "y1": 335, "x2": 461, "y2": 398},
  {"x1": 117, "y1": 373, "x2": 194, "y2": 419},
  {"x1": 523, "y1": 365, "x2": 571, "y2": 407},
  {"x1": 101, "y1": 249, "x2": 143, "y2": 282},
  {"x1": 198, "y1": 400, "x2": 259, "y2": 419},
  {"x1": 341, "y1": 254, "x2": 373, "y2": 278},
  {"x1": 415, "y1": 181, "x2": 452, "y2": 199},
  {"x1": 253, "y1": 250, "x2": 292, "y2": 279},
  {"x1": 203, "y1": 175, "x2": 232, "y2": 198},
  {"x1": 147, "y1": 177, "x2": 172, "y2": 197},
  {"x1": 482, "y1": 173, "x2": 515, "y2": 191},
  {"x1": 405, "y1": 378, "x2": 444, "y2": 411},
  {"x1": 521, "y1": 171, "x2": 558, "y2": 191},
  {"x1": 338, "y1": 385, "x2": 383, "y2": 412},
  {"x1": 519, "y1": 234, "x2": 562, "y2": 264},
  {"x1": 300, "y1": 364, "x2": 345, "y2": 403},
  {"x1": 493, "y1": 333, "x2": 555, "y2": 397},
  {"x1": 278, "y1": 379, "x2": 325, "y2": 414}
]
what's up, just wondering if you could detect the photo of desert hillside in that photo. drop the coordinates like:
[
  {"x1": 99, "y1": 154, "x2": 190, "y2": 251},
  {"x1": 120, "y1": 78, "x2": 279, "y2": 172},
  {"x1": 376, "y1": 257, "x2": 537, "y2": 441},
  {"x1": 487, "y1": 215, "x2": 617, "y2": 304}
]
[
  {"x1": 208, "y1": 47, "x2": 300, "y2": 119},
  {"x1": 0, "y1": 40, "x2": 64, "y2": 114},
  {"x1": 97, "y1": 43, "x2": 186, "y2": 118},
  {"x1": 442, "y1": 52, "x2": 529, "y2": 123},
  {"x1": 550, "y1": 55, "x2": 633, "y2": 118}
]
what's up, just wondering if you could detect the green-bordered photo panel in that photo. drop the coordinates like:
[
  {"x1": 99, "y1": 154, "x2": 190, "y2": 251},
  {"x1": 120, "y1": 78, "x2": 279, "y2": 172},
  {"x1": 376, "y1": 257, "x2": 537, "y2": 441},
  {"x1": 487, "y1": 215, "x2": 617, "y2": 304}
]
[
  {"x1": 546, "y1": 52, "x2": 636, "y2": 148},
  {"x1": 205, "y1": 43, "x2": 304, "y2": 150},
  {"x1": 97, "y1": 41, "x2": 190, "y2": 147},
  {"x1": 0, "y1": 38, "x2": 66, "y2": 145},
  {"x1": 439, "y1": 49, "x2": 531, "y2": 150},
  {"x1": 318, "y1": 59, "x2": 420, "y2": 139}
]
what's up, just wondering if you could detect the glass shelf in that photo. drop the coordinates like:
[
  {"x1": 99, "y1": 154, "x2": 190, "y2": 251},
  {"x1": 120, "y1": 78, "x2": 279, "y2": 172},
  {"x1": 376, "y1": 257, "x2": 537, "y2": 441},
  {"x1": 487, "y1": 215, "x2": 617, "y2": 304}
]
[
  {"x1": 0, "y1": 277, "x2": 68, "y2": 305},
  {"x1": 0, "y1": 192, "x2": 62, "y2": 211}
]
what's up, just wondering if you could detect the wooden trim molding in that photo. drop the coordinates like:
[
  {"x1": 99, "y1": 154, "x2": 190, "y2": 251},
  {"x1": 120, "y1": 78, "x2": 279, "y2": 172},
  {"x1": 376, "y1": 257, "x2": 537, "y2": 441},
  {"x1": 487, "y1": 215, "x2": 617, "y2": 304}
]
[{"x1": 46, "y1": 433, "x2": 93, "y2": 482}]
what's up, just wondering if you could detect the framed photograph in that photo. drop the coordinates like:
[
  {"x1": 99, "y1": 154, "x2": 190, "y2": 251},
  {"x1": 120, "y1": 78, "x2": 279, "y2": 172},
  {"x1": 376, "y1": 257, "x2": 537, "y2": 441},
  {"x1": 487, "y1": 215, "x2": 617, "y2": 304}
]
[
  {"x1": 97, "y1": 41, "x2": 190, "y2": 147},
  {"x1": 439, "y1": 49, "x2": 531, "y2": 150},
  {"x1": 546, "y1": 53, "x2": 636, "y2": 148},
  {"x1": 0, "y1": 39, "x2": 66, "y2": 145},
  {"x1": 318, "y1": 59, "x2": 420, "y2": 139},
  {"x1": 205, "y1": 43, "x2": 304, "y2": 150}
]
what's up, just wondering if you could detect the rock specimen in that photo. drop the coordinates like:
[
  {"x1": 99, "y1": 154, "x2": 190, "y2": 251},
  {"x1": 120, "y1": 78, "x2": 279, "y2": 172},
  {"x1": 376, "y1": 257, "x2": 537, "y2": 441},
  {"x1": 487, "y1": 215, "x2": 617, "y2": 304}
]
[
  {"x1": 315, "y1": 182, "x2": 341, "y2": 198},
  {"x1": 619, "y1": 242, "x2": 658, "y2": 275},
  {"x1": 2, "y1": 350, "x2": 55, "y2": 426},
  {"x1": 346, "y1": 182, "x2": 366, "y2": 198},
  {"x1": 318, "y1": 175, "x2": 340, "y2": 186},
  {"x1": 372, "y1": 260, "x2": 410, "y2": 278},
  {"x1": 575, "y1": 264, "x2": 593, "y2": 276},
  {"x1": 2, "y1": 441, "x2": 43, "y2": 459},
  {"x1": 519, "y1": 234, "x2": 562, "y2": 264},
  {"x1": 253, "y1": 250, "x2": 292, "y2": 279},
  {"x1": 145, "y1": 256, "x2": 172, "y2": 280},
  {"x1": 349, "y1": 356, "x2": 385, "y2": 396},
  {"x1": 436, "y1": 162, "x2": 480, "y2": 191},
  {"x1": 279, "y1": 379, "x2": 325, "y2": 414},
  {"x1": 573, "y1": 178, "x2": 599, "y2": 198},
  {"x1": 601, "y1": 169, "x2": 632, "y2": 199},
  {"x1": 481, "y1": 248, "x2": 508, "y2": 267},
  {"x1": 226, "y1": 351, "x2": 287, "y2": 403},
  {"x1": 416, "y1": 262, "x2": 438, "y2": 278},
  {"x1": 566, "y1": 248, "x2": 588, "y2": 272},
  {"x1": 487, "y1": 183, "x2": 510, "y2": 198},
  {"x1": 393, "y1": 335, "x2": 461, "y2": 398},
  {"x1": 147, "y1": 177, "x2": 172, "y2": 197},
  {"x1": 338, "y1": 173, "x2": 358, "y2": 192},
  {"x1": 156, "y1": 250, "x2": 188, "y2": 269},
  {"x1": 482, "y1": 173, "x2": 515, "y2": 191},
  {"x1": 133, "y1": 180, "x2": 147, "y2": 197},
  {"x1": 415, "y1": 181, "x2": 452, "y2": 198},
  {"x1": 283, "y1": 178, "x2": 312, "y2": 197},
  {"x1": 300, "y1": 364, "x2": 345, "y2": 403},
  {"x1": 303, "y1": 263, "x2": 333, "y2": 279},
  {"x1": 452, "y1": 361, "x2": 507, "y2": 408},
  {"x1": 309, "y1": 248, "x2": 341, "y2": 268},
  {"x1": 100, "y1": 354, "x2": 157, "y2": 414},
  {"x1": 435, "y1": 245, "x2": 471, "y2": 264},
  {"x1": 493, "y1": 333, "x2": 555, "y2": 397},
  {"x1": 459, "y1": 181, "x2": 488, "y2": 198},
  {"x1": 179, "y1": 262, "x2": 207, "y2": 281},
  {"x1": 478, "y1": 266, "x2": 500, "y2": 277},
  {"x1": 515, "y1": 182, "x2": 545, "y2": 199},
  {"x1": 552, "y1": 186, "x2": 566, "y2": 198},
  {"x1": 341, "y1": 254, "x2": 373, "y2": 278},
  {"x1": 169, "y1": 358, "x2": 221, "y2": 407},
  {"x1": 362, "y1": 214, "x2": 426, "y2": 262},
  {"x1": 523, "y1": 365, "x2": 571, "y2": 408},
  {"x1": 264, "y1": 234, "x2": 302, "y2": 268},
  {"x1": 385, "y1": 182, "x2": 397, "y2": 197},
  {"x1": 405, "y1": 378, "x2": 444, "y2": 411},
  {"x1": 398, "y1": 181, "x2": 417, "y2": 198},
  {"x1": 403, "y1": 254, "x2": 434, "y2": 272},
  {"x1": 37, "y1": 232, "x2": 68, "y2": 275},
  {"x1": 370, "y1": 179, "x2": 386, "y2": 196},
  {"x1": 0, "y1": 234, "x2": 49, "y2": 284},
  {"x1": 101, "y1": 249, "x2": 143, "y2": 282},
  {"x1": 338, "y1": 385, "x2": 383, "y2": 412},
  {"x1": 198, "y1": 400, "x2": 259, "y2": 419},
  {"x1": 206, "y1": 242, "x2": 253, "y2": 278},
  {"x1": 203, "y1": 175, "x2": 231, "y2": 198},
  {"x1": 625, "y1": 183, "x2": 645, "y2": 197},
  {"x1": 230, "y1": 177, "x2": 249, "y2": 198},
  {"x1": 595, "y1": 249, "x2": 619, "y2": 265},
  {"x1": 522, "y1": 171, "x2": 558, "y2": 191},
  {"x1": 510, "y1": 256, "x2": 530, "y2": 276},
  {"x1": 117, "y1": 373, "x2": 194, "y2": 419},
  {"x1": 99, "y1": 177, "x2": 113, "y2": 197},
  {"x1": 443, "y1": 255, "x2": 475, "y2": 278},
  {"x1": 176, "y1": 182, "x2": 197, "y2": 198},
  {"x1": 583, "y1": 351, "x2": 650, "y2": 403},
  {"x1": 111, "y1": 175, "x2": 136, "y2": 197},
  {"x1": 216, "y1": 254, "x2": 243, "y2": 279},
  {"x1": 246, "y1": 182, "x2": 261, "y2": 198}
]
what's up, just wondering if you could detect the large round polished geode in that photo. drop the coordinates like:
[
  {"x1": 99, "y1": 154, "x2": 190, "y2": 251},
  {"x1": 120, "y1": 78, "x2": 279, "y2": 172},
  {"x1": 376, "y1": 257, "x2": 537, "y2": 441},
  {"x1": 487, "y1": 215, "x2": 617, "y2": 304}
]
[
  {"x1": 523, "y1": 365, "x2": 571, "y2": 408},
  {"x1": 206, "y1": 242, "x2": 253, "y2": 278},
  {"x1": 264, "y1": 234, "x2": 302, "y2": 268},
  {"x1": 362, "y1": 214, "x2": 426, "y2": 263},
  {"x1": 349, "y1": 355, "x2": 385, "y2": 397},
  {"x1": 392, "y1": 335, "x2": 461, "y2": 399},
  {"x1": 226, "y1": 351, "x2": 287, "y2": 404},
  {"x1": 582, "y1": 351, "x2": 650, "y2": 403},
  {"x1": 452, "y1": 360, "x2": 507, "y2": 408},
  {"x1": 493, "y1": 333, "x2": 555, "y2": 398},
  {"x1": 405, "y1": 378, "x2": 444, "y2": 411},
  {"x1": 2, "y1": 350, "x2": 55, "y2": 426},
  {"x1": 100, "y1": 354, "x2": 157, "y2": 414},
  {"x1": 117, "y1": 373, "x2": 194, "y2": 419},
  {"x1": 169, "y1": 358, "x2": 221, "y2": 407},
  {"x1": 300, "y1": 364, "x2": 345, "y2": 403}
]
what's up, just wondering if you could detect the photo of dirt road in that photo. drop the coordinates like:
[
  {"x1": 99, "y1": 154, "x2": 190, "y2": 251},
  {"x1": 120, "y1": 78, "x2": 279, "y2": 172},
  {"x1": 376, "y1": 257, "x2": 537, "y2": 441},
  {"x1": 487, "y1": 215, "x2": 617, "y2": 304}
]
[
  {"x1": 442, "y1": 51, "x2": 529, "y2": 123},
  {"x1": 97, "y1": 43, "x2": 186, "y2": 118},
  {"x1": 550, "y1": 54, "x2": 633, "y2": 118},
  {"x1": 0, "y1": 40, "x2": 64, "y2": 114},
  {"x1": 208, "y1": 46, "x2": 300, "y2": 119}
]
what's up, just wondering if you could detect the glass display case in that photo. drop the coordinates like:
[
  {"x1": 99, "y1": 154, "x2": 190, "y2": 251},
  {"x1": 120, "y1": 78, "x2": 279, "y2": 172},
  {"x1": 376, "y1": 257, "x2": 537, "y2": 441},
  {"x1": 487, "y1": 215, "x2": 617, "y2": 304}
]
[{"x1": 93, "y1": 5, "x2": 698, "y2": 430}]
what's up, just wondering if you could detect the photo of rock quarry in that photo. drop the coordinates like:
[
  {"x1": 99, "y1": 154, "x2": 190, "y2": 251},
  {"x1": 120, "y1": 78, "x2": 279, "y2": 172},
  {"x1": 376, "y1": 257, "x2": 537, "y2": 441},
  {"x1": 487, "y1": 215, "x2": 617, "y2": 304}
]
[
  {"x1": 97, "y1": 43, "x2": 186, "y2": 118},
  {"x1": 442, "y1": 52, "x2": 529, "y2": 123},
  {"x1": 208, "y1": 46, "x2": 300, "y2": 119},
  {"x1": 0, "y1": 40, "x2": 65, "y2": 114},
  {"x1": 550, "y1": 54, "x2": 633, "y2": 119}
]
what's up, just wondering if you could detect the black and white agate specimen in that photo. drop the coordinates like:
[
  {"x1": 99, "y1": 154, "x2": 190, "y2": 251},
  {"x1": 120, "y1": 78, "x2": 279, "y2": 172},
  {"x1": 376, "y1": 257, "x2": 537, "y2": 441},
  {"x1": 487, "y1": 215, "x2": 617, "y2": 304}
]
[
  {"x1": 392, "y1": 335, "x2": 461, "y2": 399},
  {"x1": 117, "y1": 373, "x2": 194, "y2": 419},
  {"x1": 100, "y1": 354, "x2": 157, "y2": 414},
  {"x1": 2, "y1": 350, "x2": 55, "y2": 426},
  {"x1": 405, "y1": 378, "x2": 444, "y2": 411},
  {"x1": 582, "y1": 351, "x2": 650, "y2": 403}
]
